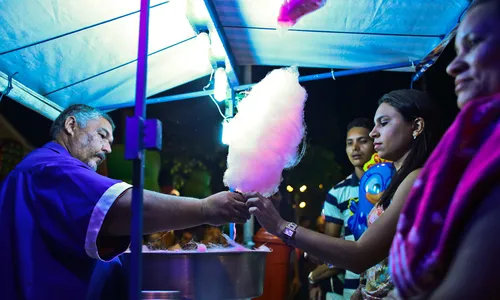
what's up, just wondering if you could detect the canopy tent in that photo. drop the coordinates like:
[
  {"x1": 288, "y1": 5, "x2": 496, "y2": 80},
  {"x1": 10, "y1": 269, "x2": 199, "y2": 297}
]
[
  {"x1": 0, "y1": 2, "x2": 472, "y2": 299},
  {"x1": 215, "y1": 0, "x2": 466, "y2": 69},
  {"x1": 0, "y1": 0, "x2": 470, "y2": 120}
]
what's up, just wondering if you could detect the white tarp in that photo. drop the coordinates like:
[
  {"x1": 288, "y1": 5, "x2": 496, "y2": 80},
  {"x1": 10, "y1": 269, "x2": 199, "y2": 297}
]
[
  {"x1": 0, "y1": 0, "x2": 469, "y2": 118},
  {"x1": 214, "y1": 0, "x2": 468, "y2": 69},
  {"x1": 0, "y1": 0, "x2": 214, "y2": 117}
]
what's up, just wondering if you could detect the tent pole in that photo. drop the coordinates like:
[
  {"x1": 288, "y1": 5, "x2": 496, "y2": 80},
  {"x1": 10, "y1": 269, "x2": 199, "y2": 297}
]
[
  {"x1": 128, "y1": 0, "x2": 150, "y2": 299},
  {"x1": 99, "y1": 60, "x2": 420, "y2": 111}
]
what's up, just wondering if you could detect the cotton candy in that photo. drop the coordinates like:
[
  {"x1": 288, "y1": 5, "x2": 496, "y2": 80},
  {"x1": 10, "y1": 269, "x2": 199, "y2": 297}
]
[
  {"x1": 277, "y1": 0, "x2": 327, "y2": 28},
  {"x1": 223, "y1": 67, "x2": 307, "y2": 196}
]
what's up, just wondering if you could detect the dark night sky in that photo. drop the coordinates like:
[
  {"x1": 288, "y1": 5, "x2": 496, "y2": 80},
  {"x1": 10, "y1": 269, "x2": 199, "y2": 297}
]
[{"x1": 0, "y1": 42, "x2": 459, "y2": 215}]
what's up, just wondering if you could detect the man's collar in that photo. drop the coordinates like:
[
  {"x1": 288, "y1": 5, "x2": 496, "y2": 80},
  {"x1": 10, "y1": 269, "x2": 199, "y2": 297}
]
[
  {"x1": 42, "y1": 141, "x2": 94, "y2": 171},
  {"x1": 43, "y1": 141, "x2": 71, "y2": 157},
  {"x1": 351, "y1": 171, "x2": 361, "y2": 185}
]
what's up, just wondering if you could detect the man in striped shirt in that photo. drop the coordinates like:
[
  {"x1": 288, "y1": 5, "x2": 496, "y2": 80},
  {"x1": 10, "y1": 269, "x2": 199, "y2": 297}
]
[{"x1": 309, "y1": 118, "x2": 374, "y2": 300}]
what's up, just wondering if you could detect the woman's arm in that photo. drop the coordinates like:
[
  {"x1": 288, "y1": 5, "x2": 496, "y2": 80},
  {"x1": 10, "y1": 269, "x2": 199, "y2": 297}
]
[
  {"x1": 249, "y1": 169, "x2": 421, "y2": 274},
  {"x1": 428, "y1": 185, "x2": 500, "y2": 300}
]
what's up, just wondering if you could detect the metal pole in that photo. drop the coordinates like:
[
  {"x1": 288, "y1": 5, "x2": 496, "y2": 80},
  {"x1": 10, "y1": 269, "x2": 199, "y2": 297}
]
[
  {"x1": 234, "y1": 60, "x2": 420, "y2": 91},
  {"x1": 241, "y1": 65, "x2": 255, "y2": 248},
  {"x1": 298, "y1": 60, "x2": 419, "y2": 83},
  {"x1": 98, "y1": 89, "x2": 215, "y2": 111},
  {"x1": 98, "y1": 60, "x2": 420, "y2": 111},
  {"x1": 129, "y1": 0, "x2": 150, "y2": 299},
  {"x1": 0, "y1": 71, "x2": 62, "y2": 120}
]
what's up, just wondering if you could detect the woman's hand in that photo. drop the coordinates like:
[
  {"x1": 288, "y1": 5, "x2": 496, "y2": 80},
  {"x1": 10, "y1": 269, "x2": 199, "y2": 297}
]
[
  {"x1": 246, "y1": 193, "x2": 287, "y2": 236},
  {"x1": 383, "y1": 289, "x2": 402, "y2": 300}
]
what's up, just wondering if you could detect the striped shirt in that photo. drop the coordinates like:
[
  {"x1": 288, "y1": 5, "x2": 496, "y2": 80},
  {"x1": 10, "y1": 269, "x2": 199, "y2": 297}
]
[{"x1": 323, "y1": 173, "x2": 361, "y2": 299}]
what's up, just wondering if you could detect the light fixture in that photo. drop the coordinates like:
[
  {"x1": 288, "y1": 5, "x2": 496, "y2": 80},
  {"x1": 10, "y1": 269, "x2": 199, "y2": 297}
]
[
  {"x1": 195, "y1": 31, "x2": 212, "y2": 72},
  {"x1": 210, "y1": 37, "x2": 226, "y2": 60},
  {"x1": 197, "y1": 31, "x2": 211, "y2": 54},
  {"x1": 299, "y1": 185, "x2": 307, "y2": 193},
  {"x1": 299, "y1": 201, "x2": 306, "y2": 208},
  {"x1": 221, "y1": 118, "x2": 232, "y2": 145},
  {"x1": 214, "y1": 67, "x2": 228, "y2": 101},
  {"x1": 185, "y1": 0, "x2": 211, "y2": 26},
  {"x1": 286, "y1": 185, "x2": 294, "y2": 192},
  {"x1": 319, "y1": 184, "x2": 323, "y2": 189}
]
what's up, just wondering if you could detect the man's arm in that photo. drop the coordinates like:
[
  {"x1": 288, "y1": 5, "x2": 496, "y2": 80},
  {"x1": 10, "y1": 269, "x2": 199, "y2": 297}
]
[
  {"x1": 101, "y1": 190, "x2": 249, "y2": 236},
  {"x1": 32, "y1": 164, "x2": 249, "y2": 261},
  {"x1": 309, "y1": 190, "x2": 344, "y2": 283},
  {"x1": 309, "y1": 222, "x2": 343, "y2": 282},
  {"x1": 427, "y1": 185, "x2": 500, "y2": 300}
]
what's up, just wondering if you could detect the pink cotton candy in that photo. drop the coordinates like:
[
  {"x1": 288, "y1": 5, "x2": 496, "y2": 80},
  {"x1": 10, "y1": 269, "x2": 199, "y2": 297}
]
[
  {"x1": 223, "y1": 67, "x2": 307, "y2": 197},
  {"x1": 277, "y1": 0, "x2": 327, "y2": 28}
]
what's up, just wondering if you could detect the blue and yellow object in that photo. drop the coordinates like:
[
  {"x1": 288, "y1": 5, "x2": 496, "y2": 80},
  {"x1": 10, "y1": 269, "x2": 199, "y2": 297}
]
[{"x1": 347, "y1": 155, "x2": 395, "y2": 240}]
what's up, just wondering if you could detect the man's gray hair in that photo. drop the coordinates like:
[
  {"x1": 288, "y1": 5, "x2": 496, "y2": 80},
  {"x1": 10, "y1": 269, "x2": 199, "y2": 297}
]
[{"x1": 49, "y1": 104, "x2": 115, "y2": 140}]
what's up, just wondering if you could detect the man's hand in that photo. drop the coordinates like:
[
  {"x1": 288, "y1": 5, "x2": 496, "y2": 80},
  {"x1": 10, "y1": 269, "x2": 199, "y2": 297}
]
[
  {"x1": 309, "y1": 264, "x2": 333, "y2": 284},
  {"x1": 309, "y1": 286, "x2": 322, "y2": 300},
  {"x1": 289, "y1": 276, "x2": 302, "y2": 299},
  {"x1": 201, "y1": 192, "x2": 250, "y2": 225},
  {"x1": 246, "y1": 193, "x2": 287, "y2": 236},
  {"x1": 304, "y1": 252, "x2": 325, "y2": 265}
]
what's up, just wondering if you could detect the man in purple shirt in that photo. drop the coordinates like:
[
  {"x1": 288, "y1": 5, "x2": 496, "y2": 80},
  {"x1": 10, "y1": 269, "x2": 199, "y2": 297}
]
[{"x1": 0, "y1": 104, "x2": 250, "y2": 299}]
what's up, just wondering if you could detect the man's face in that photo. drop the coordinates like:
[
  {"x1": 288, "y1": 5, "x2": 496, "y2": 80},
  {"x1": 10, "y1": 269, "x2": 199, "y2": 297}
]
[
  {"x1": 346, "y1": 127, "x2": 374, "y2": 169},
  {"x1": 68, "y1": 117, "x2": 114, "y2": 171}
]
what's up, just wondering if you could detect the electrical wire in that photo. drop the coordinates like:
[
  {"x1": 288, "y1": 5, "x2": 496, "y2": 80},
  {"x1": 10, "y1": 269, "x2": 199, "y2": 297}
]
[
  {"x1": 203, "y1": 69, "x2": 227, "y2": 120},
  {"x1": 0, "y1": 72, "x2": 18, "y2": 102}
]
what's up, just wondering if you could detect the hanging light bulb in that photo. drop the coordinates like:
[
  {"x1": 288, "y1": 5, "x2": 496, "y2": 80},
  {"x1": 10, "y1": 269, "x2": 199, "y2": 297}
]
[
  {"x1": 195, "y1": 31, "x2": 211, "y2": 71},
  {"x1": 214, "y1": 67, "x2": 228, "y2": 101},
  {"x1": 209, "y1": 34, "x2": 226, "y2": 60},
  {"x1": 221, "y1": 118, "x2": 232, "y2": 145},
  {"x1": 185, "y1": 0, "x2": 211, "y2": 25},
  {"x1": 197, "y1": 31, "x2": 211, "y2": 54}
]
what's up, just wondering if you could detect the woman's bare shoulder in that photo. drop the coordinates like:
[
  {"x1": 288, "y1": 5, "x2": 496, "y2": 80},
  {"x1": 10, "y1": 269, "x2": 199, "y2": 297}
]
[{"x1": 391, "y1": 168, "x2": 422, "y2": 206}]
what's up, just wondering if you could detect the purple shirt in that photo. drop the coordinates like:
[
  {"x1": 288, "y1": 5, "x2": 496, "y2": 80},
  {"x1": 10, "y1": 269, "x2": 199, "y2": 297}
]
[{"x1": 0, "y1": 142, "x2": 131, "y2": 299}]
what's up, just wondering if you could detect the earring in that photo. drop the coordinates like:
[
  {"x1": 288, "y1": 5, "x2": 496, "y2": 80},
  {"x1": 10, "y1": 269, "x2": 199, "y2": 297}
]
[{"x1": 413, "y1": 132, "x2": 417, "y2": 140}]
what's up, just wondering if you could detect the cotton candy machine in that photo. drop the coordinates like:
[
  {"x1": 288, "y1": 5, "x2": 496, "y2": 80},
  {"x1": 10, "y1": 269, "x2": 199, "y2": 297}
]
[{"x1": 121, "y1": 246, "x2": 270, "y2": 300}]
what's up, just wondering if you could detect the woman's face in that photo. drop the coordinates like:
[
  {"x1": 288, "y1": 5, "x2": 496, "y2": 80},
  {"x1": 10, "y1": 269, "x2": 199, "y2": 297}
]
[
  {"x1": 370, "y1": 102, "x2": 413, "y2": 162},
  {"x1": 446, "y1": 2, "x2": 500, "y2": 108}
]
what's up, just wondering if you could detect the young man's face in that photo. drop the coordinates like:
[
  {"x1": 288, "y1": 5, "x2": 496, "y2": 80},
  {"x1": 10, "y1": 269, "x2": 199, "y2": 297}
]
[{"x1": 345, "y1": 127, "x2": 374, "y2": 169}]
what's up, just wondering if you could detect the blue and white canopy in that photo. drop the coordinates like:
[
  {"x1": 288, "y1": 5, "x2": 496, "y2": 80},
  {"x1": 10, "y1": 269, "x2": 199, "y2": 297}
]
[{"x1": 0, "y1": 0, "x2": 469, "y2": 119}]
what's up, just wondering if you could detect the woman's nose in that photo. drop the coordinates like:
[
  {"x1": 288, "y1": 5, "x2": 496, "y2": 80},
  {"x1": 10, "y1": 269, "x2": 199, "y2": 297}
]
[{"x1": 446, "y1": 55, "x2": 468, "y2": 78}]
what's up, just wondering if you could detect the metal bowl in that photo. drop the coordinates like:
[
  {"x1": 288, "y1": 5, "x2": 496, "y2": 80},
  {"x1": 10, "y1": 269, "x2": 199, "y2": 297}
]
[
  {"x1": 142, "y1": 291, "x2": 182, "y2": 299},
  {"x1": 121, "y1": 249, "x2": 269, "y2": 300}
]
